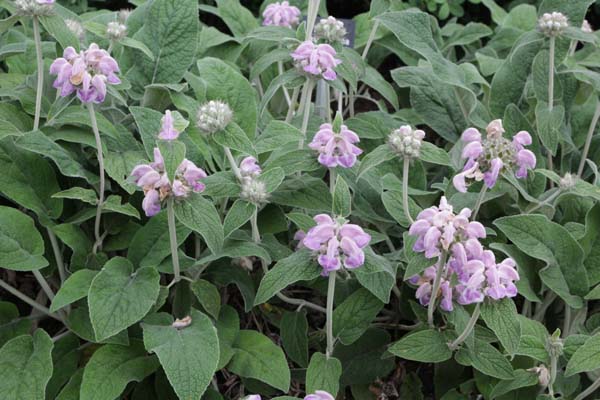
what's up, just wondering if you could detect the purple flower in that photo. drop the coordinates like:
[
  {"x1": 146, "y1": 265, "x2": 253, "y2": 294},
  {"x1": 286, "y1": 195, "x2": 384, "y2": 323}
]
[
  {"x1": 50, "y1": 43, "x2": 119, "y2": 104},
  {"x1": 291, "y1": 41, "x2": 341, "y2": 81},
  {"x1": 413, "y1": 266, "x2": 454, "y2": 312},
  {"x1": 244, "y1": 396, "x2": 262, "y2": 400},
  {"x1": 305, "y1": 391, "x2": 335, "y2": 400},
  {"x1": 240, "y1": 156, "x2": 262, "y2": 178},
  {"x1": 36, "y1": 0, "x2": 54, "y2": 3},
  {"x1": 158, "y1": 110, "x2": 180, "y2": 141},
  {"x1": 262, "y1": 1, "x2": 300, "y2": 28},
  {"x1": 131, "y1": 148, "x2": 208, "y2": 217},
  {"x1": 301, "y1": 214, "x2": 371, "y2": 275},
  {"x1": 453, "y1": 120, "x2": 536, "y2": 192},
  {"x1": 309, "y1": 123, "x2": 362, "y2": 168}
]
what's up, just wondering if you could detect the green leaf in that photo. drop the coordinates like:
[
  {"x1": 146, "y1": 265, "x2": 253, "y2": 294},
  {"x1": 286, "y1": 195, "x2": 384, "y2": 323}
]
[
  {"x1": 80, "y1": 342, "x2": 159, "y2": 400},
  {"x1": 214, "y1": 0, "x2": 259, "y2": 36},
  {"x1": 0, "y1": 330, "x2": 53, "y2": 400},
  {"x1": 260, "y1": 167, "x2": 285, "y2": 193},
  {"x1": 332, "y1": 175, "x2": 351, "y2": 217},
  {"x1": 354, "y1": 250, "x2": 396, "y2": 303},
  {"x1": 50, "y1": 270, "x2": 98, "y2": 312},
  {"x1": 46, "y1": 333, "x2": 79, "y2": 400},
  {"x1": 157, "y1": 140, "x2": 186, "y2": 184},
  {"x1": 254, "y1": 249, "x2": 320, "y2": 305},
  {"x1": 0, "y1": 302, "x2": 31, "y2": 347},
  {"x1": 66, "y1": 306, "x2": 129, "y2": 346},
  {"x1": 223, "y1": 200, "x2": 255, "y2": 238},
  {"x1": 142, "y1": 310, "x2": 219, "y2": 399},
  {"x1": 419, "y1": 141, "x2": 452, "y2": 166},
  {"x1": 356, "y1": 144, "x2": 396, "y2": 179},
  {"x1": 535, "y1": 103, "x2": 564, "y2": 155},
  {"x1": 388, "y1": 329, "x2": 452, "y2": 363},
  {"x1": 464, "y1": 339, "x2": 515, "y2": 380},
  {"x1": 480, "y1": 298, "x2": 521, "y2": 355},
  {"x1": 56, "y1": 369, "x2": 83, "y2": 400},
  {"x1": 333, "y1": 288, "x2": 384, "y2": 345},
  {"x1": 382, "y1": 188, "x2": 422, "y2": 227},
  {"x1": 255, "y1": 121, "x2": 303, "y2": 155},
  {"x1": 174, "y1": 194, "x2": 224, "y2": 254},
  {"x1": 489, "y1": 369, "x2": 538, "y2": 399},
  {"x1": 305, "y1": 352, "x2": 342, "y2": 396},
  {"x1": 130, "y1": 106, "x2": 162, "y2": 158},
  {"x1": 215, "y1": 305, "x2": 239, "y2": 369},
  {"x1": 0, "y1": 205, "x2": 48, "y2": 271},
  {"x1": 190, "y1": 280, "x2": 221, "y2": 319},
  {"x1": 228, "y1": 330, "x2": 291, "y2": 392},
  {"x1": 120, "y1": 36, "x2": 155, "y2": 60},
  {"x1": 39, "y1": 15, "x2": 79, "y2": 50},
  {"x1": 494, "y1": 215, "x2": 588, "y2": 298},
  {"x1": 88, "y1": 257, "x2": 160, "y2": 341},
  {"x1": 280, "y1": 311, "x2": 309, "y2": 368},
  {"x1": 213, "y1": 122, "x2": 256, "y2": 157},
  {"x1": 565, "y1": 333, "x2": 600, "y2": 376}
]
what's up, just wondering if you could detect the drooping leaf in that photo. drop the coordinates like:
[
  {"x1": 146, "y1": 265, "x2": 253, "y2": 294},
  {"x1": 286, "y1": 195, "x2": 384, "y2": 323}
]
[{"x1": 0, "y1": 205, "x2": 48, "y2": 271}]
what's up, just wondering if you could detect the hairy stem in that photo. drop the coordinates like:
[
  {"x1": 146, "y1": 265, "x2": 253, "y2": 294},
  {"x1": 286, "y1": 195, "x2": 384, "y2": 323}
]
[
  {"x1": 527, "y1": 189, "x2": 562, "y2": 214},
  {"x1": 575, "y1": 376, "x2": 600, "y2": 400},
  {"x1": 361, "y1": 20, "x2": 380, "y2": 60},
  {"x1": 285, "y1": 86, "x2": 300, "y2": 123},
  {"x1": 32, "y1": 269, "x2": 55, "y2": 301},
  {"x1": 88, "y1": 104, "x2": 105, "y2": 254},
  {"x1": 33, "y1": 16, "x2": 44, "y2": 131},
  {"x1": 472, "y1": 185, "x2": 487, "y2": 219},
  {"x1": 402, "y1": 157, "x2": 414, "y2": 224},
  {"x1": 305, "y1": 0, "x2": 320, "y2": 41},
  {"x1": 428, "y1": 251, "x2": 448, "y2": 327},
  {"x1": 0, "y1": 278, "x2": 62, "y2": 322},
  {"x1": 298, "y1": 79, "x2": 315, "y2": 149},
  {"x1": 278, "y1": 60, "x2": 291, "y2": 106},
  {"x1": 448, "y1": 303, "x2": 481, "y2": 350},
  {"x1": 329, "y1": 168, "x2": 336, "y2": 194},
  {"x1": 546, "y1": 36, "x2": 556, "y2": 177},
  {"x1": 548, "y1": 350, "x2": 558, "y2": 397},
  {"x1": 563, "y1": 304, "x2": 571, "y2": 338},
  {"x1": 47, "y1": 228, "x2": 66, "y2": 283},
  {"x1": 578, "y1": 100, "x2": 600, "y2": 177},
  {"x1": 167, "y1": 197, "x2": 181, "y2": 286},
  {"x1": 326, "y1": 270, "x2": 336, "y2": 358},
  {"x1": 223, "y1": 146, "x2": 242, "y2": 181}
]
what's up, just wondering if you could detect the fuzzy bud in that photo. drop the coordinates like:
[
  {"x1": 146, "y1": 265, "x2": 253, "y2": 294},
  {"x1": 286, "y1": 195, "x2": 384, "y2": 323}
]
[
  {"x1": 315, "y1": 16, "x2": 349, "y2": 45},
  {"x1": 240, "y1": 178, "x2": 269, "y2": 204},
  {"x1": 171, "y1": 315, "x2": 192, "y2": 329},
  {"x1": 65, "y1": 19, "x2": 85, "y2": 41},
  {"x1": 196, "y1": 100, "x2": 233, "y2": 134},
  {"x1": 546, "y1": 329, "x2": 564, "y2": 358},
  {"x1": 118, "y1": 9, "x2": 132, "y2": 23},
  {"x1": 388, "y1": 125, "x2": 425, "y2": 159},
  {"x1": 528, "y1": 365, "x2": 550, "y2": 388},
  {"x1": 559, "y1": 173, "x2": 577, "y2": 189},
  {"x1": 538, "y1": 12, "x2": 568, "y2": 37},
  {"x1": 106, "y1": 21, "x2": 127, "y2": 41},
  {"x1": 15, "y1": 0, "x2": 54, "y2": 16}
]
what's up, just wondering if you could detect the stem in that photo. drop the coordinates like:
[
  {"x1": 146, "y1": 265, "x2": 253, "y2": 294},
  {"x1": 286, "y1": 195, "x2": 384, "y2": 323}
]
[
  {"x1": 454, "y1": 86, "x2": 469, "y2": 121},
  {"x1": 578, "y1": 100, "x2": 600, "y2": 177},
  {"x1": 548, "y1": 36, "x2": 555, "y2": 113},
  {"x1": 285, "y1": 86, "x2": 300, "y2": 123},
  {"x1": 298, "y1": 79, "x2": 315, "y2": 149},
  {"x1": 549, "y1": 351, "x2": 558, "y2": 397},
  {"x1": 472, "y1": 185, "x2": 487, "y2": 219},
  {"x1": 0, "y1": 278, "x2": 62, "y2": 322},
  {"x1": 533, "y1": 291, "x2": 557, "y2": 321},
  {"x1": 402, "y1": 158, "x2": 414, "y2": 224},
  {"x1": 223, "y1": 147, "x2": 242, "y2": 181},
  {"x1": 33, "y1": 16, "x2": 44, "y2": 131},
  {"x1": 326, "y1": 270, "x2": 336, "y2": 358},
  {"x1": 575, "y1": 376, "x2": 600, "y2": 400},
  {"x1": 329, "y1": 168, "x2": 336, "y2": 194},
  {"x1": 448, "y1": 303, "x2": 481, "y2": 350},
  {"x1": 337, "y1": 90, "x2": 343, "y2": 114},
  {"x1": 361, "y1": 20, "x2": 380, "y2": 60},
  {"x1": 305, "y1": 0, "x2": 320, "y2": 41},
  {"x1": 278, "y1": 60, "x2": 291, "y2": 107},
  {"x1": 32, "y1": 270, "x2": 55, "y2": 301},
  {"x1": 88, "y1": 104, "x2": 105, "y2": 254},
  {"x1": 47, "y1": 228, "x2": 66, "y2": 283},
  {"x1": 527, "y1": 189, "x2": 562, "y2": 214},
  {"x1": 167, "y1": 197, "x2": 181, "y2": 286},
  {"x1": 563, "y1": 305, "x2": 571, "y2": 338},
  {"x1": 428, "y1": 252, "x2": 448, "y2": 328}
]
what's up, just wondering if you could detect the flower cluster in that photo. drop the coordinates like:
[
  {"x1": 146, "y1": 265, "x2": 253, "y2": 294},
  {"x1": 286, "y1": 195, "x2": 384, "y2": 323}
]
[
  {"x1": 309, "y1": 123, "x2": 362, "y2": 168},
  {"x1": 196, "y1": 100, "x2": 233, "y2": 134},
  {"x1": 291, "y1": 41, "x2": 341, "y2": 81},
  {"x1": 15, "y1": 0, "x2": 54, "y2": 16},
  {"x1": 301, "y1": 214, "x2": 371, "y2": 275},
  {"x1": 315, "y1": 16, "x2": 349, "y2": 45},
  {"x1": 388, "y1": 125, "x2": 425, "y2": 159},
  {"x1": 50, "y1": 43, "x2": 120, "y2": 104},
  {"x1": 246, "y1": 392, "x2": 333, "y2": 400},
  {"x1": 538, "y1": 12, "x2": 568, "y2": 37},
  {"x1": 262, "y1": 1, "x2": 301, "y2": 28},
  {"x1": 239, "y1": 157, "x2": 269, "y2": 204},
  {"x1": 453, "y1": 119, "x2": 536, "y2": 193},
  {"x1": 408, "y1": 197, "x2": 519, "y2": 311},
  {"x1": 130, "y1": 148, "x2": 207, "y2": 217},
  {"x1": 106, "y1": 21, "x2": 127, "y2": 40},
  {"x1": 158, "y1": 110, "x2": 180, "y2": 141}
]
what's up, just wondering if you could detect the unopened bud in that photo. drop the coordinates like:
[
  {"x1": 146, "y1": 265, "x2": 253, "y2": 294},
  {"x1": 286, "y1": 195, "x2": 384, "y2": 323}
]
[
  {"x1": 538, "y1": 12, "x2": 568, "y2": 37},
  {"x1": 196, "y1": 100, "x2": 233, "y2": 134},
  {"x1": 118, "y1": 9, "x2": 132, "y2": 23},
  {"x1": 171, "y1": 315, "x2": 192, "y2": 329},
  {"x1": 388, "y1": 125, "x2": 425, "y2": 159},
  {"x1": 528, "y1": 365, "x2": 550, "y2": 388},
  {"x1": 106, "y1": 21, "x2": 127, "y2": 41},
  {"x1": 65, "y1": 19, "x2": 85, "y2": 41},
  {"x1": 314, "y1": 16, "x2": 349, "y2": 45},
  {"x1": 240, "y1": 178, "x2": 269, "y2": 204},
  {"x1": 559, "y1": 173, "x2": 576, "y2": 189},
  {"x1": 546, "y1": 329, "x2": 563, "y2": 358},
  {"x1": 15, "y1": 0, "x2": 55, "y2": 16}
]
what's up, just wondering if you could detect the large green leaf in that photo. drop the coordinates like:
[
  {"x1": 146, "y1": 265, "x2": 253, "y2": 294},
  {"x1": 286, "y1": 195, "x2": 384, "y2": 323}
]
[
  {"x1": 462, "y1": 339, "x2": 515, "y2": 380},
  {"x1": 88, "y1": 257, "x2": 160, "y2": 341},
  {"x1": 565, "y1": 333, "x2": 600, "y2": 376},
  {"x1": 280, "y1": 311, "x2": 309, "y2": 368},
  {"x1": 333, "y1": 288, "x2": 383, "y2": 345},
  {"x1": 142, "y1": 310, "x2": 219, "y2": 399},
  {"x1": 174, "y1": 194, "x2": 224, "y2": 254},
  {"x1": 50, "y1": 270, "x2": 98, "y2": 312},
  {"x1": 480, "y1": 298, "x2": 521, "y2": 355},
  {"x1": 0, "y1": 205, "x2": 48, "y2": 271},
  {"x1": 388, "y1": 329, "x2": 452, "y2": 363},
  {"x1": 305, "y1": 352, "x2": 342, "y2": 396},
  {"x1": 354, "y1": 250, "x2": 396, "y2": 303}
]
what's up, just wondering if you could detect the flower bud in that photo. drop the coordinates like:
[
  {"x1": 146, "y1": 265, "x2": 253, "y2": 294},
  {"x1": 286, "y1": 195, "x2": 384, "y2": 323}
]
[
  {"x1": 65, "y1": 19, "x2": 85, "y2": 41},
  {"x1": 240, "y1": 179, "x2": 269, "y2": 204},
  {"x1": 15, "y1": 0, "x2": 54, "y2": 16},
  {"x1": 106, "y1": 21, "x2": 127, "y2": 41},
  {"x1": 538, "y1": 12, "x2": 568, "y2": 37},
  {"x1": 546, "y1": 329, "x2": 563, "y2": 358},
  {"x1": 171, "y1": 315, "x2": 192, "y2": 329},
  {"x1": 528, "y1": 365, "x2": 550, "y2": 388},
  {"x1": 118, "y1": 9, "x2": 132, "y2": 23},
  {"x1": 559, "y1": 173, "x2": 577, "y2": 189},
  {"x1": 196, "y1": 100, "x2": 233, "y2": 134},
  {"x1": 388, "y1": 125, "x2": 425, "y2": 159},
  {"x1": 582, "y1": 20, "x2": 593, "y2": 33},
  {"x1": 315, "y1": 16, "x2": 349, "y2": 45}
]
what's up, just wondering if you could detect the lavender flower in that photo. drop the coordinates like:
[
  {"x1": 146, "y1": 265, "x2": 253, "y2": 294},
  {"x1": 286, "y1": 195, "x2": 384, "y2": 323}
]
[
  {"x1": 453, "y1": 119, "x2": 536, "y2": 193},
  {"x1": 408, "y1": 196, "x2": 485, "y2": 259},
  {"x1": 244, "y1": 396, "x2": 261, "y2": 400},
  {"x1": 305, "y1": 391, "x2": 335, "y2": 400},
  {"x1": 309, "y1": 123, "x2": 362, "y2": 168},
  {"x1": 262, "y1": 1, "x2": 301, "y2": 28},
  {"x1": 302, "y1": 214, "x2": 371, "y2": 275},
  {"x1": 50, "y1": 43, "x2": 120, "y2": 104},
  {"x1": 158, "y1": 110, "x2": 180, "y2": 141},
  {"x1": 131, "y1": 148, "x2": 208, "y2": 217},
  {"x1": 315, "y1": 16, "x2": 349, "y2": 45},
  {"x1": 410, "y1": 266, "x2": 454, "y2": 311},
  {"x1": 291, "y1": 41, "x2": 341, "y2": 81},
  {"x1": 240, "y1": 156, "x2": 262, "y2": 178}
]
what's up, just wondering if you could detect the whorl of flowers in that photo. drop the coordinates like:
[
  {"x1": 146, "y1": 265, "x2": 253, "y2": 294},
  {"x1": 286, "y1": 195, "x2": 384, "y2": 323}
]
[
  {"x1": 314, "y1": 16, "x2": 349, "y2": 45},
  {"x1": 15, "y1": 0, "x2": 54, "y2": 16},
  {"x1": 196, "y1": 100, "x2": 233, "y2": 134},
  {"x1": 158, "y1": 110, "x2": 180, "y2": 141},
  {"x1": 538, "y1": 12, "x2": 568, "y2": 37},
  {"x1": 50, "y1": 43, "x2": 120, "y2": 104},
  {"x1": 130, "y1": 148, "x2": 208, "y2": 217},
  {"x1": 239, "y1": 157, "x2": 269, "y2": 204},
  {"x1": 388, "y1": 125, "x2": 425, "y2": 159},
  {"x1": 309, "y1": 123, "x2": 362, "y2": 168},
  {"x1": 305, "y1": 391, "x2": 335, "y2": 400},
  {"x1": 65, "y1": 19, "x2": 85, "y2": 41},
  {"x1": 291, "y1": 41, "x2": 341, "y2": 81},
  {"x1": 262, "y1": 1, "x2": 301, "y2": 28},
  {"x1": 453, "y1": 119, "x2": 536, "y2": 193},
  {"x1": 106, "y1": 21, "x2": 127, "y2": 40},
  {"x1": 301, "y1": 214, "x2": 371, "y2": 276}
]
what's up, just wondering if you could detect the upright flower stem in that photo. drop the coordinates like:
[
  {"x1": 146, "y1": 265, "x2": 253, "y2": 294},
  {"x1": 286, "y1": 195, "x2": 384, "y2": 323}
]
[
  {"x1": 285, "y1": 87, "x2": 300, "y2": 123},
  {"x1": 47, "y1": 228, "x2": 66, "y2": 283},
  {"x1": 527, "y1": 189, "x2": 562, "y2": 214},
  {"x1": 448, "y1": 303, "x2": 481, "y2": 350},
  {"x1": 472, "y1": 185, "x2": 487, "y2": 219},
  {"x1": 223, "y1": 146, "x2": 242, "y2": 181},
  {"x1": 575, "y1": 377, "x2": 600, "y2": 400},
  {"x1": 166, "y1": 197, "x2": 181, "y2": 287},
  {"x1": 326, "y1": 270, "x2": 337, "y2": 358},
  {"x1": 563, "y1": 305, "x2": 571, "y2": 338},
  {"x1": 329, "y1": 168, "x2": 336, "y2": 194},
  {"x1": 578, "y1": 100, "x2": 600, "y2": 177},
  {"x1": 88, "y1": 104, "x2": 105, "y2": 254},
  {"x1": 547, "y1": 36, "x2": 556, "y2": 177},
  {"x1": 305, "y1": 0, "x2": 320, "y2": 41},
  {"x1": 278, "y1": 60, "x2": 291, "y2": 106},
  {"x1": 361, "y1": 20, "x2": 379, "y2": 60},
  {"x1": 0, "y1": 278, "x2": 62, "y2": 322},
  {"x1": 402, "y1": 157, "x2": 414, "y2": 224},
  {"x1": 33, "y1": 16, "x2": 44, "y2": 131},
  {"x1": 428, "y1": 251, "x2": 448, "y2": 327},
  {"x1": 549, "y1": 350, "x2": 558, "y2": 397},
  {"x1": 298, "y1": 79, "x2": 315, "y2": 149}
]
